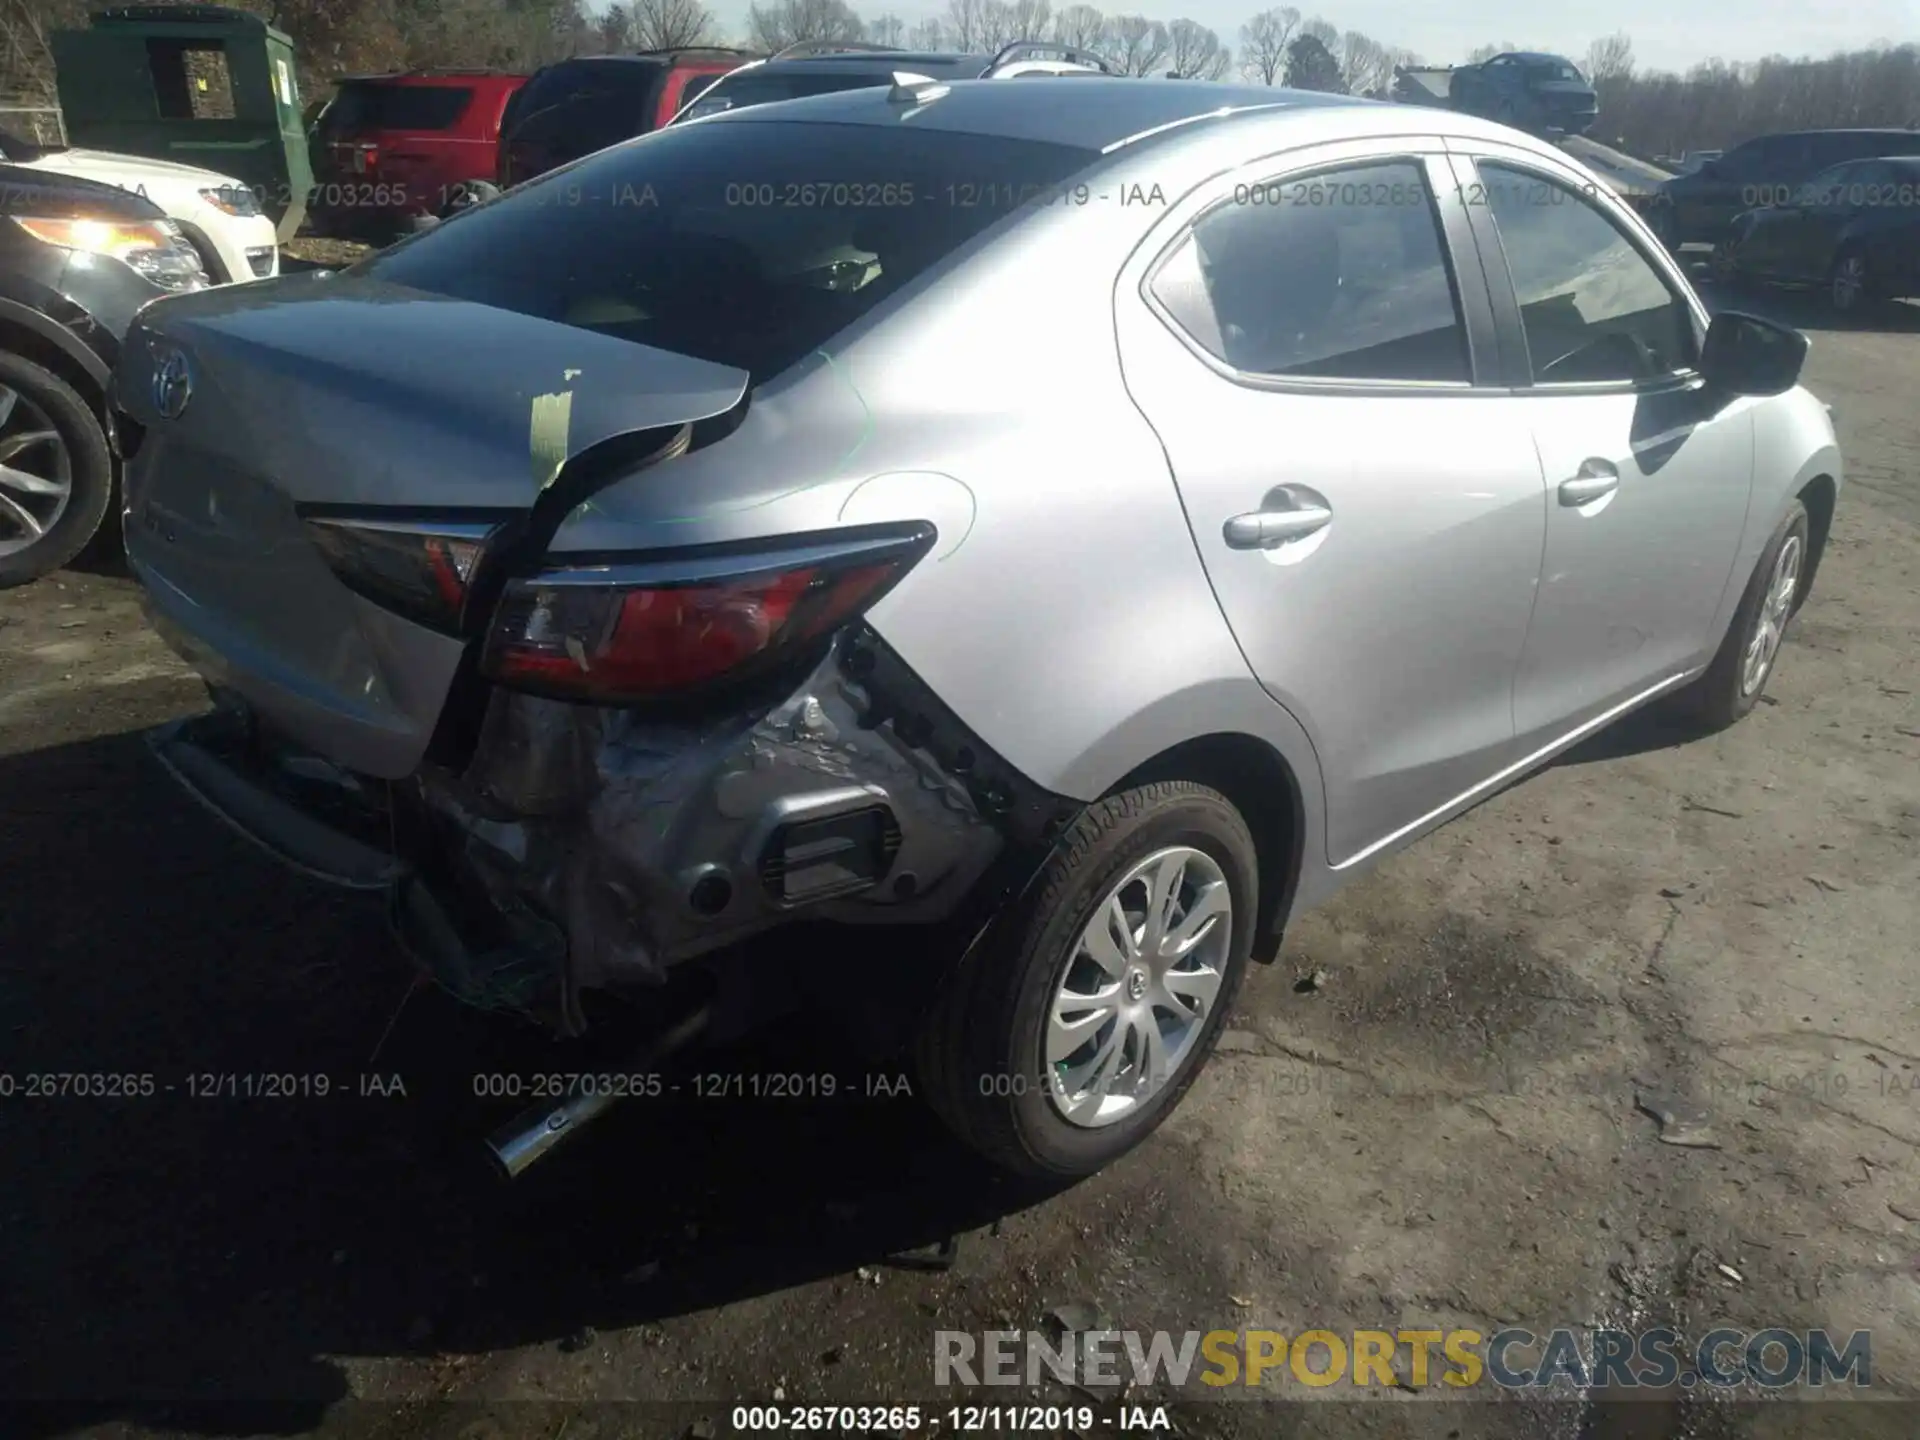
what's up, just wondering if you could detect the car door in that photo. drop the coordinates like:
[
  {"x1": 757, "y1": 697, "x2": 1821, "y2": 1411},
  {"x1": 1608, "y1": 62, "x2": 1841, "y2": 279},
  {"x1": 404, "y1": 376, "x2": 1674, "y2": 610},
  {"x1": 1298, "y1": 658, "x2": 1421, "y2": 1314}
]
[
  {"x1": 1114, "y1": 142, "x2": 1550, "y2": 868},
  {"x1": 1785, "y1": 161, "x2": 1880, "y2": 281},
  {"x1": 1450, "y1": 147, "x2": 1756, "y2": 746},
  {"x1": 1735, "y1": 164, "x2": 1845, "y2": 278}
]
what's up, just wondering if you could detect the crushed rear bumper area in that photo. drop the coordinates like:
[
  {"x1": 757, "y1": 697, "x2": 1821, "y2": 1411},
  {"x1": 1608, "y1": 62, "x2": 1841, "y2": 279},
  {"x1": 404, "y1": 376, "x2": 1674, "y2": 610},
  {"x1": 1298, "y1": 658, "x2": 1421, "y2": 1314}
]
[{"x1": 148, "y1": 629, "x2": 1079, "y2": 1035}]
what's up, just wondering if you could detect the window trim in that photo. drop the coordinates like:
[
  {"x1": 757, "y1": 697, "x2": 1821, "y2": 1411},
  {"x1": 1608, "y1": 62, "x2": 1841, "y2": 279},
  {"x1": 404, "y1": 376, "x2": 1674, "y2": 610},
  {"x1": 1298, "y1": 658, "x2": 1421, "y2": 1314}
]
[
  {"x1": 1136, "y1": 148, "x2": 1492, "y2": 397},
  {"x1": 1448, "y1": 149, "x2": 1711, "y2": 396}
]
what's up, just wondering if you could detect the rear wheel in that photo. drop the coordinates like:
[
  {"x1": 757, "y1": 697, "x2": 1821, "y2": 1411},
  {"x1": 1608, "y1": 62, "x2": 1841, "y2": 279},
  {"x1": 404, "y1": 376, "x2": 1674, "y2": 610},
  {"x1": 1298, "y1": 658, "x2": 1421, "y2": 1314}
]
[
  {"x1": 1829, "y1": 247, "x2": 1873, "y2": 313},
  {"x1": 0, "y1": 350, "x2": 112, "y2": 590},
  {"x1": 916, "y1": 781, "x2": 1256, "y2": 1178},
  {"x1": 1707, "y1": 240, "x2": 1745, "y2": 287}
]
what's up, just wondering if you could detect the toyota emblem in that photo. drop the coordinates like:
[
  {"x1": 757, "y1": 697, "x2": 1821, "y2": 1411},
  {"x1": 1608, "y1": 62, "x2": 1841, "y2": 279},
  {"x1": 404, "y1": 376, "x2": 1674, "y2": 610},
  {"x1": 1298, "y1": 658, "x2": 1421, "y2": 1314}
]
[{"x1": 152, "y1": 347, "x2": 193, "y2": 420}]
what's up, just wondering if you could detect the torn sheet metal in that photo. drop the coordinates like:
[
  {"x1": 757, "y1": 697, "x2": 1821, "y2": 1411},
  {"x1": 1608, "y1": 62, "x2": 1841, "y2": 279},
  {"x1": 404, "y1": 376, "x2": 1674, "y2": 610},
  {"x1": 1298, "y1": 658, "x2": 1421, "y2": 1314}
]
[{"x1": 409, "y1": 630, "x2": 1051, "y2": 1028}]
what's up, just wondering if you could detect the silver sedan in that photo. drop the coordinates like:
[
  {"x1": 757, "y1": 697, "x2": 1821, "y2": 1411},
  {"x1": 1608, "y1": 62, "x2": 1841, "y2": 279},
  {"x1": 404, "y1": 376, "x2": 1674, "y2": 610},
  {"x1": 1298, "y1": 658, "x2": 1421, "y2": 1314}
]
[{"x1": 114, "y1": 76, "x2": 1841, "y2": 1178}]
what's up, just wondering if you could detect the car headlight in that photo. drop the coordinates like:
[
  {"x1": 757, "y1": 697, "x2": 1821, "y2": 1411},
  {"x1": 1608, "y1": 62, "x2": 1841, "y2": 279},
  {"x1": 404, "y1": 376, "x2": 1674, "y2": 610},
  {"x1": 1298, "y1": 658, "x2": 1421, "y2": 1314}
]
[
  {"x1": 199, "y1": 184, "x2": 263, "y2": 218},
  {"x1": 12, "y1": 216, "x2": 210, "y2": 292}
]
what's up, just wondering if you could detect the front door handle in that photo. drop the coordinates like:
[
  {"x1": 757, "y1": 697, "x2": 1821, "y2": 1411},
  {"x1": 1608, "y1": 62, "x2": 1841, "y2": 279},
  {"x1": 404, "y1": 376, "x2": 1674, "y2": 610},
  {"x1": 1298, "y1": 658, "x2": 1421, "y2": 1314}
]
[
  {"x1": 1223, "y1": 503, "x2": 1333, "y2": 549},
  {"x1": 1558, "y1": 459, "x2": 1620, "y2": 506}
]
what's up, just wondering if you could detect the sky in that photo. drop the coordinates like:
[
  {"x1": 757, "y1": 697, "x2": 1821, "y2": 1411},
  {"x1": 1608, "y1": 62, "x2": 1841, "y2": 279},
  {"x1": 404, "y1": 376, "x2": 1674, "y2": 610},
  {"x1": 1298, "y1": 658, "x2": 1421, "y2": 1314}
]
[{"x1": 711, "y1": 0, "x2": 1918, "y2": 74}]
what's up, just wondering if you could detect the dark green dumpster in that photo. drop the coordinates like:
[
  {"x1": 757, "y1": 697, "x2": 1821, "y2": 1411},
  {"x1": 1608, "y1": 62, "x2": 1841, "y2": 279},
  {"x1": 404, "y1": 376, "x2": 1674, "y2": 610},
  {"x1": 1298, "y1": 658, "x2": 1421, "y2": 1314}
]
[{"x1": 51, "y1": 6, "x2": 313, "y2": 241}]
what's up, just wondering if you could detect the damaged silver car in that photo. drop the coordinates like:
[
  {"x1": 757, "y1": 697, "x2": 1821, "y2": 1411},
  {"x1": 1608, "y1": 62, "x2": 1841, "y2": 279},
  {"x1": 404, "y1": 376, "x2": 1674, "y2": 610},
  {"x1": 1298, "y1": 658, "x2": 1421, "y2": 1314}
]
[{"x1": 116, "y1": 77, "x2": 1840, "y2": 1179}]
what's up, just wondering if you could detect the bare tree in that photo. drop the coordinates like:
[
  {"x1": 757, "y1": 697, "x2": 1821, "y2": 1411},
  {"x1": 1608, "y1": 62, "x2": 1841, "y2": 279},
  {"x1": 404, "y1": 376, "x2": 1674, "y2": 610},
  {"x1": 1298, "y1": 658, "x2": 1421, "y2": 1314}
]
[
  {"x1": 1466, "y1": 40, "x2": 1519, "y2": 64},
  {"x1": 944, "y1": 0, "x2": 988, "y2": 48},
  {"x1": 978, "y1": 0, "x2": 1023, "y2": 49},
  {"x1": 596, "y1": 1, "x2": 632, "y2": 49},
  {"x1": 1583, "y1": 32, "x2": 1633, "y2": 82},
  {"x1": 747, "y1": 0, "x2": 865, "y2": 48},
  {"x1": 0, "y1": 0, "x2": 84, "y2": 102},
  {"x1": 1165, "y1": 17, "x2": 1226, "y2": 79},
  {"x1": 630, "y1": 0, "x2": 716, "y2": 48},
  {"x1": 865, "y1": 11, "x2": 904, "y2": 45},
  {"x1": 1337, "y1": 30, "x2": 1391, "y2": 95},
  {"x1": 1298, "y1": 15, "x2": 1336, "y2": 50},
  {"x1": 1050, "y1": 2, "x2": 1103, "y2": 48},
  {"x1": 907, "y1": 16, "x2": 946, "y2": 47},
  {"x1": 1005, "y1": 0, "x2": 1051, "y2": 43},
  {"x1": 1101, "y1": 14, "x2": 1168, "y2": 75},
  {"x1": 1238, "y1": 6, "x2": 1297, "y2": 85}
]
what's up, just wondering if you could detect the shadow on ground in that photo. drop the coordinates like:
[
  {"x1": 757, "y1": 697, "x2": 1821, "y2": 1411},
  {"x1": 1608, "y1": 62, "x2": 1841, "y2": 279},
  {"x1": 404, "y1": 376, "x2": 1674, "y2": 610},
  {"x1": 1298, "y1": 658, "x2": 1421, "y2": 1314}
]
[{"x1": 0, "y1": 729, "x2": 1059, "y2": 1436}]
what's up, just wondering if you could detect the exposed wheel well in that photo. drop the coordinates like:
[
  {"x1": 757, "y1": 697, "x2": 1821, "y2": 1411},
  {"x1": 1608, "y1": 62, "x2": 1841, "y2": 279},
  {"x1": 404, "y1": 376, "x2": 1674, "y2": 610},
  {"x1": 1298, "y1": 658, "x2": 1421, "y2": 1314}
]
[
  {"x1": 1798, "y1": 473, "x2": 1836, "y2": 606},
  {"x1": 1112, "y1": 732, "x2": 1304, "y2": 962}
]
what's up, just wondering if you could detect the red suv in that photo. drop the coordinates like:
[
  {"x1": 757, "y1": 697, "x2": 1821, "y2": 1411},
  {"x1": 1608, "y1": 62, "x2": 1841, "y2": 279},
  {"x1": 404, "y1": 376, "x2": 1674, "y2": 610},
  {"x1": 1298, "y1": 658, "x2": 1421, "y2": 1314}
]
[
  {"x1": 497, "y1": 49, "x2": 755, "y2": 189},
  {"x1": 308, "y1": 70, "x2": 527, "y2": 241}
]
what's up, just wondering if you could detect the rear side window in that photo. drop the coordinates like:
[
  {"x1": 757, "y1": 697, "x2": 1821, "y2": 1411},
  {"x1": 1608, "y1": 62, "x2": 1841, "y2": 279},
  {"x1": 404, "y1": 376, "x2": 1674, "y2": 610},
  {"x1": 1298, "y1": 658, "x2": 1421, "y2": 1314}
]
[
  {"x1": 505, "y1": 64, "x2": 662, "y2": 154},
  {"x1": 357, "y1": 119, "x2": 1098, "y2": 383},
  {"x1": 1476, "y1": 161, "x2": 1695, "y2": 383},
  {"x1": 322, "y1": 83, "x2": 474, "y2": 134},
  {"x1": 1149, "y1": 160, "x2": 1469, "y2": 383}
]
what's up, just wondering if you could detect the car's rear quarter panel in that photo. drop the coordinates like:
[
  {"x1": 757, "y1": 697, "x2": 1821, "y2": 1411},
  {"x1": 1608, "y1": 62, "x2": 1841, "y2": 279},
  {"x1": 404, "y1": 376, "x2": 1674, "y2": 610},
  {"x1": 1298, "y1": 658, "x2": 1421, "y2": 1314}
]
[{"x1": 544, "y1": 148, "x2": 1332, "y2": 876}]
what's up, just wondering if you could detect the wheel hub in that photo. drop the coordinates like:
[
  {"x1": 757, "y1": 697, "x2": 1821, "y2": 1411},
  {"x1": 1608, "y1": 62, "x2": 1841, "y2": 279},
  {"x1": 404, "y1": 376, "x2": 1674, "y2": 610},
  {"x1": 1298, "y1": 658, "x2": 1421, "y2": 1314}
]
[
  {"x1": 1046, "y1": 845, "x2": 1233, "y2": 1130},
  {"x1": 0, "y1": 383, "x2": 74, "y2": 560}
]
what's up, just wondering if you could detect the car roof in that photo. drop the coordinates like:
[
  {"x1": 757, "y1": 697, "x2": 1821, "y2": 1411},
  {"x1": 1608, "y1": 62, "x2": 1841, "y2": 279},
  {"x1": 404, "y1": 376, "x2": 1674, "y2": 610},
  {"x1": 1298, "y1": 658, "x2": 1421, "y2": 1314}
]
[
  {"x1": 697, "y1": 75, "x2": 1368, "y2": 151},
  {"x1": 536, "y1": 50, "x2": 748, "y2": 70},
  {"x1": 751, "y1": 51, "x2": 991, "y2": 73},
  {"x1": 338, "y1": 69, "x2": 524, "y2": 85},
  {"x1": 1499, "y1": 52, "x2": 1574, "y2": 65},
  {"x1": 1755, "y1": 127, "x2": 1920, "y2": 140}
]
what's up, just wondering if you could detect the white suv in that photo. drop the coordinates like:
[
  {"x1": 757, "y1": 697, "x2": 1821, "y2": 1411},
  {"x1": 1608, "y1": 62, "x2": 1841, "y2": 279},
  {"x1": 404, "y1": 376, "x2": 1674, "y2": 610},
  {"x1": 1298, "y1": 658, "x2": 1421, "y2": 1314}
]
[{"x1": 0, "y1": 130, "x2": 279, "y2": 284}]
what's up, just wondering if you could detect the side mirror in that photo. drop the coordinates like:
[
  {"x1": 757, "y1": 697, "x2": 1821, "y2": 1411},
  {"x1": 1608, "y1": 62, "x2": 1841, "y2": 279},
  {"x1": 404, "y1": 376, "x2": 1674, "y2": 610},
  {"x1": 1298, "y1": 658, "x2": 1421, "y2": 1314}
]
[{"x1": 1699, "y1": 310, "x2": 1808, "y2": 396}]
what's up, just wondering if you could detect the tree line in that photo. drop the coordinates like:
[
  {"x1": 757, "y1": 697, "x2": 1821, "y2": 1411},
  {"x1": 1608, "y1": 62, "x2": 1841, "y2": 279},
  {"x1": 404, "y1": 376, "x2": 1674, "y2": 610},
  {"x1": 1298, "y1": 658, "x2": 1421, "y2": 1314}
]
[{"x1": 3, "y1": 0, "x2": 1919, "y2": 164}]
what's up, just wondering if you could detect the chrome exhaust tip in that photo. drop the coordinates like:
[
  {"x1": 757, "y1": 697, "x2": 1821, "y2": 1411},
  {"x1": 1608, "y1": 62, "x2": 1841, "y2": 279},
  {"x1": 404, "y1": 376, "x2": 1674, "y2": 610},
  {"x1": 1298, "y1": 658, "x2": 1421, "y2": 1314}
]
[{"x1": 484, "y1": 1002, "x2": 713, "y2": 1180}]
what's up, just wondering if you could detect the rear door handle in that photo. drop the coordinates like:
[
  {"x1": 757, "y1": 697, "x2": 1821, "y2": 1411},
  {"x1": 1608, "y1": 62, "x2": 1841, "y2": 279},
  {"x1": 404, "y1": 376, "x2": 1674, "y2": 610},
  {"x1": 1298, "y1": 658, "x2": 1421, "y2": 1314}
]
[
  {"x1": 1223, "y1": 503, "x2": 1333, "y2": 550},
  {"x1": 1558, "y1": 459, "x2": 1620, "y2": 506}
]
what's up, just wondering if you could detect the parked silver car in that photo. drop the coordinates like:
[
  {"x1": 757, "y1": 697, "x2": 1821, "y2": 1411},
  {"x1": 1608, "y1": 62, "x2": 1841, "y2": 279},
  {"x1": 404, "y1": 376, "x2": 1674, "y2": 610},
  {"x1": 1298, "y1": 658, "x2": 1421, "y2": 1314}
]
[{"x1": 114, "y1": 78, "x2": 1842, "y2": 1180}]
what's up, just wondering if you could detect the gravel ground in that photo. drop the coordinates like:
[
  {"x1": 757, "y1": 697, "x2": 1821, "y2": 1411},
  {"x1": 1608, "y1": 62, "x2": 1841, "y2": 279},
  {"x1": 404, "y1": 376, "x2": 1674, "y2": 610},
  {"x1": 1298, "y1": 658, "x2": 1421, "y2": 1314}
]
[{"x1": 1, "y1": 282, "x2": 1917, "y2": 1440}]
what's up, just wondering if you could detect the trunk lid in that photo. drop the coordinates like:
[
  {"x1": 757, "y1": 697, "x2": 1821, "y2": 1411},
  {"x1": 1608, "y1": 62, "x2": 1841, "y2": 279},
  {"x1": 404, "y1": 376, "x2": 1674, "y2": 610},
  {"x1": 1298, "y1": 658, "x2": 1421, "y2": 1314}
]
[{"x1": 119, "y1": 273, "x2": 750, "y2": 778}]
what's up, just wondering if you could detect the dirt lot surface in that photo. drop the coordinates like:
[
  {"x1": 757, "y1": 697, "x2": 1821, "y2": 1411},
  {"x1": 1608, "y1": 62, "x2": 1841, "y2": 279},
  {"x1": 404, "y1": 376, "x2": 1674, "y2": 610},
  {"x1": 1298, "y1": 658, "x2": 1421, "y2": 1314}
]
[{"x1": 2, "y1": 283, "x2": 1918, "y2": 1440}]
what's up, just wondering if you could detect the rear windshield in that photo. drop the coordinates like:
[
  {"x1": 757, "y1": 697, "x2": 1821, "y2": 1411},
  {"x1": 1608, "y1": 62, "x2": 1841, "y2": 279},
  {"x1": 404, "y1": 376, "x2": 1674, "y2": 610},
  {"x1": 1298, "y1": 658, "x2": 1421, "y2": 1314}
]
[
  {"x1": 320, "y1": 82, "x2": 474, "y2": 134},
  {"x1": 357, "y1": 119, "x2": 1098, "y2": 383},
  {"x1": 678, "y1": 70, "x2": 911, "y2": 121},
  {"x1": 1526, "y1": 61, "x2": 1583, "y2": 82}
]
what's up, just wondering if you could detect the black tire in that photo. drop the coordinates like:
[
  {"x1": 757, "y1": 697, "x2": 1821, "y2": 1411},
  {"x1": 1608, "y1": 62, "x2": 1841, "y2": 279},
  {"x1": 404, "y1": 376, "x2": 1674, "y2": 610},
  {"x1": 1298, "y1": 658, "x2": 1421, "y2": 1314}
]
[
  {"x1": 1707, "y1": 241, "x2": 1745, "y2": 288},
  {"x1": 916, "y1": 781, "x2": 1258, "y2": 1178},
  {"x1": 0, "y1": 350, "x2": 113, "y2": 591},
  {"x1": 1673, "y1": 499, "x2": 1810, "y2": 732}
]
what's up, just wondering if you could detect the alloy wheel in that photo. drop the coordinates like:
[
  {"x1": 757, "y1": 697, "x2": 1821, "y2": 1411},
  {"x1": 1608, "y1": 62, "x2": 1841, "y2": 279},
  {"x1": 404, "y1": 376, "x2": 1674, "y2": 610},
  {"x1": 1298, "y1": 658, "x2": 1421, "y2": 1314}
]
[
  {"x1": 1046, "y1": 845, "x2": 1232, "y2": 1129},
  {"x1": 1742, "y1": 534, "x2": 1801, "y2": 696},
  {"x1": 0, "y1": 384, "x2": 72, "y2": 560}
]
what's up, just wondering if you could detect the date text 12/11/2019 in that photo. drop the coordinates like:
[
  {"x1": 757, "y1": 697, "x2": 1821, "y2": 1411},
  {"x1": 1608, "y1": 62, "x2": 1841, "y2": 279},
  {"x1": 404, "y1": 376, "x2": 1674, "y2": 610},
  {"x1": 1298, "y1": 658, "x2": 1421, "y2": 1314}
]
[{"x1": 468, "y1": 1070, "x2": 916, "y2": 1102}]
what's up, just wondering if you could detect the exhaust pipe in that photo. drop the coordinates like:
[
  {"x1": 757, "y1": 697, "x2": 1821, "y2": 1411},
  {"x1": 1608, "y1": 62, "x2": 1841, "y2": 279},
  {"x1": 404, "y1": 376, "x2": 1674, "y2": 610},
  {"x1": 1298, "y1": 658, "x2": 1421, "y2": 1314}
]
[{"x1": 485, "y1": 1001, "x2": 713, "y2": 1180}]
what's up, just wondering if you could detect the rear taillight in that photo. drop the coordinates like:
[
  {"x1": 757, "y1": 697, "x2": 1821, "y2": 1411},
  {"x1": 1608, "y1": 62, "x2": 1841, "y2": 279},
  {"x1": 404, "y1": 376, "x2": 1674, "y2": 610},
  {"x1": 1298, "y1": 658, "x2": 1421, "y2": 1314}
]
[
  {"x1": 302, "y1": 515, "x2": 503, "y2": 634},
  {"x1": 481, "y1": 525, "x2": 933, "y2": 705}
]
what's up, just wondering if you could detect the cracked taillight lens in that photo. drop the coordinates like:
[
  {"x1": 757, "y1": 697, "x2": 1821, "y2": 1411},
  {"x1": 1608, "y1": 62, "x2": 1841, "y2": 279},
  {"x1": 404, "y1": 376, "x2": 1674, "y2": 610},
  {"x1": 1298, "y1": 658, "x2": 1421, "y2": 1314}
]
[
  {"x1": 303, "y1": 516, "x2": 499, "y2": 634},
  {"x1": 482, "y1": 526, "x2": 932, "y2": 704}
]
